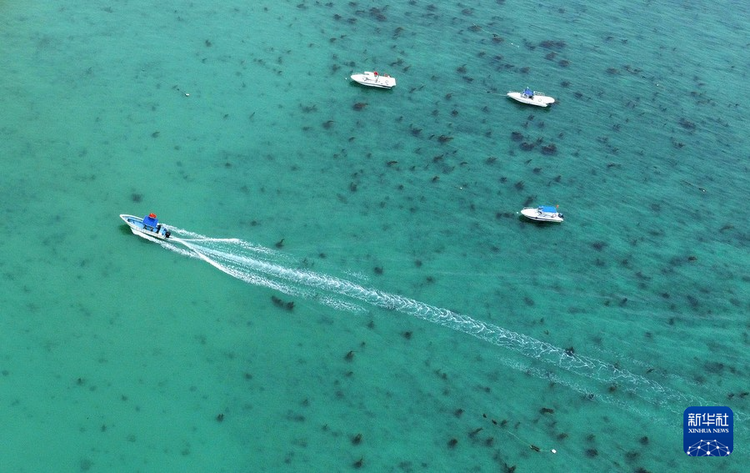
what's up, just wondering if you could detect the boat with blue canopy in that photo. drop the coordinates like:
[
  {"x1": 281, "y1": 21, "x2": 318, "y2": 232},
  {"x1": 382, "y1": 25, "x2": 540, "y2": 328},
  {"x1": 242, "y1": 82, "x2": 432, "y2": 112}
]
[
  {"x1": 120, "y1": 213, "x2": 171, "y2": 240},
  {"x1": 507, "y1": 87, "x2": 556, "y2": 107},
  {"x1": 521, "y1": 205, "x2": 564, "y2": 223}
]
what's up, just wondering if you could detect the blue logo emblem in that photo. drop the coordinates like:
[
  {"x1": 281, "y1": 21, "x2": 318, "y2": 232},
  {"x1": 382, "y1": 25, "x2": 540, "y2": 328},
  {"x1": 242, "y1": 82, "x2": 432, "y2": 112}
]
[{"x1": 684, "y1": 406, "x2": 733, "y2": 456}]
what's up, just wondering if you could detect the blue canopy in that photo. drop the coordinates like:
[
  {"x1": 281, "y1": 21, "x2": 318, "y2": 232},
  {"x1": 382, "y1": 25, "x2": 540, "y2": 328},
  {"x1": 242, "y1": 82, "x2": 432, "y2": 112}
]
[
  {"x1": 523, "y1": 87, "x2": 533, "y2": 95},
  {"x1": 142, "y1": 213, "x2": 159, "y2": 227},
  {"x1": 540, "y1": 206, "x2": 558, "y2": 213}
]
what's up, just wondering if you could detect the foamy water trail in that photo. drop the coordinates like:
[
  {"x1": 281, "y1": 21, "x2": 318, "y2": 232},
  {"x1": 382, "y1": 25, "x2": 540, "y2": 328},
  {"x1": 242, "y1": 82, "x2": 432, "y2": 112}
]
[
  {"x1": 163, "y1": 235, "x2": 367, "y2": 313},
  {"x1": 160, "y1": 227, "x2": 718, "y2": 415}
]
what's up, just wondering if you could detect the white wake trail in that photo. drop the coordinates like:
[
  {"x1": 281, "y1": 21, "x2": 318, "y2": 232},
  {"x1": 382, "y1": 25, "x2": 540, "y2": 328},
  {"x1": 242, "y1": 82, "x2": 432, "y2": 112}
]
[{"x1": 159, "y1": 228, "x2": 711, "y2": 414}]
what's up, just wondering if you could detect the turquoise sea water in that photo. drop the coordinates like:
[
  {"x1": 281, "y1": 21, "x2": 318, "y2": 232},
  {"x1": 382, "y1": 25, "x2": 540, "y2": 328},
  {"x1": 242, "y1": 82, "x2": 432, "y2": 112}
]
[{"x1": 1, "y1": 1, "x2": 748, "y2": 471}]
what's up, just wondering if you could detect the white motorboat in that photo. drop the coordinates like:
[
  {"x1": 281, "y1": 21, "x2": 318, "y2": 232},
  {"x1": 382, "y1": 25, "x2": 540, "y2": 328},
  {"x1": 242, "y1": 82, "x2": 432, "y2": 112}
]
[
  {"x1": 350, "y1": 71, "x2": 396, "y2": 89},
  {"x1": 507, "y1": 87, "x2": 555, "y2": 107},
  {"x1": 120, "y1": 213, "x2": 171, "y2": 240},
  {"x1": 521, "y1": 205, "x2": 564, "y2": 223}
]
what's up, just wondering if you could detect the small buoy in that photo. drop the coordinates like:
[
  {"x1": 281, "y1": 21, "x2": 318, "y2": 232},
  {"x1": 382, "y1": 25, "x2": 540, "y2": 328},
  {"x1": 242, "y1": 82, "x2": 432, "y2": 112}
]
[
  {"x1": 551, "y1": 449, "x2": 557, "y2": 454},
  {"x1": 185, "y1": 93, "x2": 190, "y2": 97}
]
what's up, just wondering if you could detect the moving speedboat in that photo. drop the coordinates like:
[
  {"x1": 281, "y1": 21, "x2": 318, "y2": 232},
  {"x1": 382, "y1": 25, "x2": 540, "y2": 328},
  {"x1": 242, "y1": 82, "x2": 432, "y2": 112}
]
[
  {"x1": 521, "y1": 206, "x2": 564, "y2": 223},
  {"x1": 351, "y1": 71, "x2": 396, "y2": 89},
  {"x1": 120, "y1": 213, "x2": 171, "y2": 240},
  {"x1": 507, "y1": 87, "x2": 555, "y2": 107}
]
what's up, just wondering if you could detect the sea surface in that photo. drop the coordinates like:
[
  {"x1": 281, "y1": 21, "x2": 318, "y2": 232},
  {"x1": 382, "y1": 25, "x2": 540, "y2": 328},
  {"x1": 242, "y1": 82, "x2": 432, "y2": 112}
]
[{"x1": 1, "y1": 1, "x2": 748, "y2": 472}]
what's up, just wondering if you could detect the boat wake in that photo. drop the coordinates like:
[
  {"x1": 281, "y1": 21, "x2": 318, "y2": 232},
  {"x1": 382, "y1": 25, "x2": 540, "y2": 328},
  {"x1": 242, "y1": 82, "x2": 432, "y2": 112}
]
[{"x1": 159, "y1": 226, "x2": 715, "y2": 417}]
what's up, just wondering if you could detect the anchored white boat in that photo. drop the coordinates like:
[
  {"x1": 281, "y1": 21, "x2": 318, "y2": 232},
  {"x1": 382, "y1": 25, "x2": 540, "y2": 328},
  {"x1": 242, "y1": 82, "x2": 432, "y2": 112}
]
[
  {"x1": 120, "y1": 213, "x2": 171, "y2": 240},
  {"x1": 507, "y1": 87, "x2": 555, "y2": 107},
  {"x1": 351, "y1": 71, "x2": 396, "y2": 89},
  {"x1": 521, "y1": 205, "x2": 564, "y2": 223}
]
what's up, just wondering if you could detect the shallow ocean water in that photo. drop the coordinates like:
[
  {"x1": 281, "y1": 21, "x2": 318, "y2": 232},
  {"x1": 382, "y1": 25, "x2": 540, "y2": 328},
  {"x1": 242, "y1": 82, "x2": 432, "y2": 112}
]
[{"x1": 0, "y1": 1, "x2": 748, "y2": 472}]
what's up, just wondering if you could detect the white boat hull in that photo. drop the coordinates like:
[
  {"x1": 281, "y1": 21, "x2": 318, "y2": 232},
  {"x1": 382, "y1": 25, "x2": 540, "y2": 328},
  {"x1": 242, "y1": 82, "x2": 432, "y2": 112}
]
[
  {"x1": 521, "y1": 207, "x2": 564, "y2": 223},
  {"x1": 351, "y1": 71, "x2": 396, "y2": 89},
  {"x1": 507, "y1": 91, "x2": 555, "y2": 107},
  {"x1": 120, "y1": 214, "x2": 171, "y2": 240}
]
